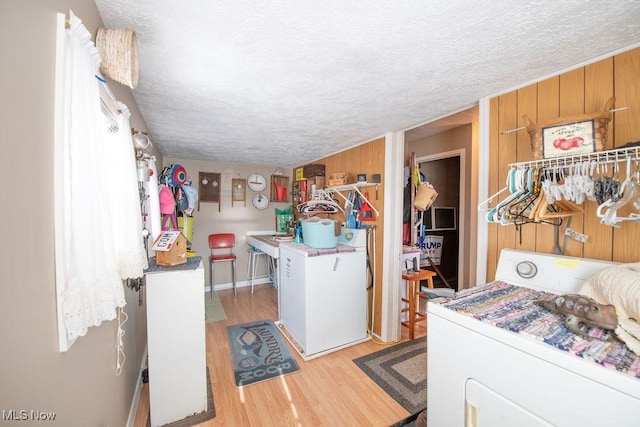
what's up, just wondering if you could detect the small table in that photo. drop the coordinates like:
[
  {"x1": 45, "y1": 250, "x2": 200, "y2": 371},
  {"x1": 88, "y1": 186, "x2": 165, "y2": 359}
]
[
  {"x1": 245, "y1": 232, "x2": 288, "y2": 317},
  {"x1": 401, "y1": 269, "x2": 436, "y2": 339}
]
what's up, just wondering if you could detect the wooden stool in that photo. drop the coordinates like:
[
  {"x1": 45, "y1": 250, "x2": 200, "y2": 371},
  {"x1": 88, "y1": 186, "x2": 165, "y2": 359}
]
[{"x1": 401, "y1": 269, "x2": 436, "y2": 339}]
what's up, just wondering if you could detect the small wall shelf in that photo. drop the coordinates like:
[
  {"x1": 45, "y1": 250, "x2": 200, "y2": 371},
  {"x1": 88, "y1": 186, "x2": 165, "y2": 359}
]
[{"x1": 270, "y1": 175, "x2": 290, "y2": 203}]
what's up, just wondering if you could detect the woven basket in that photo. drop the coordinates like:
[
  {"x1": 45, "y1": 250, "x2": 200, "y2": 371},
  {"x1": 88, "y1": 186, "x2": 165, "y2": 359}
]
[
  {"x1": 327, "y1": 172, "x2": 348, "y2": 187},
  {"x1": 96, "y1": 28, "x2": 139, "y2": 89},
  {"x1": 523, "y1": 97, "x2": 614, "y2": 160}
]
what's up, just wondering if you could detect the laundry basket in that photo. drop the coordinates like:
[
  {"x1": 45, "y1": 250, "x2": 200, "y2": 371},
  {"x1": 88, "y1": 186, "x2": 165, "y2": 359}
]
[{"x1": 419, "y1": 235, "x2": 443, "y2": 265}]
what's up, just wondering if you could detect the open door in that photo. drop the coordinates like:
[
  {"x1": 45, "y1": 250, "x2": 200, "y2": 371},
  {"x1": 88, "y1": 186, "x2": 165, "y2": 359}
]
[{"x1": 418, "y1": 155, "x2": 461, "y2": 289}]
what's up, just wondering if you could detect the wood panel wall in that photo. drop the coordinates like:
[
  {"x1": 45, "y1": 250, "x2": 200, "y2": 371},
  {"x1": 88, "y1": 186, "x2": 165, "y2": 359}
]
[
  {"x1": 487, "y1": 47, "x2": 640, "y2": 279},
  {"x1": 296, "y1": 137, "x2": 386, "y2": 335}
]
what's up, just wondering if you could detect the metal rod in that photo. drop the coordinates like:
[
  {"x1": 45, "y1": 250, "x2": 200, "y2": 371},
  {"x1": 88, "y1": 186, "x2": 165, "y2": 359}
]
[
  {"x1": 500, "y1": 107, "x2": 629, "y2": 134},
  {"x1": 500, "y1": 126, "x2": 526, "y2": 135}
]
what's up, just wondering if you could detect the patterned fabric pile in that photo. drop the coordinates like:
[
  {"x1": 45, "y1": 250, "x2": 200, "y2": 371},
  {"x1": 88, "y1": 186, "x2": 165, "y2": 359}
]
[{"x1": 434, "y1": 281, "x2": 640, "y2": 378}]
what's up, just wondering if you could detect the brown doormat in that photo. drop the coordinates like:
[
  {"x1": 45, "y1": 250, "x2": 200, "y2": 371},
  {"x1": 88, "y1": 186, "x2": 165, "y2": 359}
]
[{"x1": 147, "y1": 367, "x2": 215, "y2": 427}]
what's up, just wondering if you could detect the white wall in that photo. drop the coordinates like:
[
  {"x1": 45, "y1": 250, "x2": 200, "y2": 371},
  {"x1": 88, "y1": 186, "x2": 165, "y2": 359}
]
[
  {"x1": 163, "y1": 157, "x2": 293, "y2": 288},
  {"x1": 0, "y1": 1, "x2": 151, "y2": 425}
]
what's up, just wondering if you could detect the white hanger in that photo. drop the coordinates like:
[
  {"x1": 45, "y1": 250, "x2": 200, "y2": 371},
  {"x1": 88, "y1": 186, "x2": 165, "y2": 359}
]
[
  {"x1": 297, "y1": 199, "x2": 343, "y2": 216},
  {"x1": 477, "y1": 167, "x2": 516, "y2": 212},
  {"x1": 597, "y1": 156, "x2": 639, "y2": 227},
  {"x1": 477, "y1": 186, "x2": 509, "y2": 212}
]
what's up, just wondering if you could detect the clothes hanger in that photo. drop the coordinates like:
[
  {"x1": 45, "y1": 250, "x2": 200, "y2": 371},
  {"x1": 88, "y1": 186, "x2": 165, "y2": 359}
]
[
  {"x1": 477, "y1": 186, "x2": 509, "y2": 212},
  {"x1": 477, "y1": 167, "x2": 515, "y2": 213},
  {"x1": 297, "y1": 199, "x2": 343, "y2": 216},
  {"x1": 535, "y1": 195, "x2": 583, "y2": 221},
  {"x1": 507, "y1": 167, "x2": 541, "y2": 224},
  {"x1": 597, "y1": 156, "x2": 639, "y2": 226},
  {"x1": 498, "y1": 169, "x2": 528, "y2": 224},
  {"x1": 486, "y1": 168, "x2": 519, "y2": 223}
]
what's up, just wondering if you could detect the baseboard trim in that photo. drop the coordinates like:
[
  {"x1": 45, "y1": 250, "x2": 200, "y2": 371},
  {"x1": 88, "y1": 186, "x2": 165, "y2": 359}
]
[
  {"x1": 127, "y1": 345, "x2": 148, "y2": 427},
  {"x1": 206, "y1": 277, "x2": 273, "y2": 292}
]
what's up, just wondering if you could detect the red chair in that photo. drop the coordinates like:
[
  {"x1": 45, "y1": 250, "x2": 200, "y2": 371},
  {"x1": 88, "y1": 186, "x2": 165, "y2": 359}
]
[{"x1": 208, "y1": 233, "x2": 237, "y2": 298}]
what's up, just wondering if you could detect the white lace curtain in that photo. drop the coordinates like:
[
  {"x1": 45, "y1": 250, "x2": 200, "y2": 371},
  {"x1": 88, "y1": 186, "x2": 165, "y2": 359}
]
[{"x1": 57, "y1": 11, "x2": 147, "y2": 344}]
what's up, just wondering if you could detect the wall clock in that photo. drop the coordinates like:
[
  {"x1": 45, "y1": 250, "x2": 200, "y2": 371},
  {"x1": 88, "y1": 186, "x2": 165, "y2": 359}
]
[
  {"x1": 247, "y1": 173, "x2": 266, "y2": 192},
  {"x1": 252, "y1": 193, "x2": 269, "y2": 210}
]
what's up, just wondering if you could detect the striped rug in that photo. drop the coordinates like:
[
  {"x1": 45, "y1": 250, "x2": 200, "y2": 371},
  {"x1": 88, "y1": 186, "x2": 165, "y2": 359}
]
[{"x1": 353, "y1": 338, "x2": 427, "y2": 415}]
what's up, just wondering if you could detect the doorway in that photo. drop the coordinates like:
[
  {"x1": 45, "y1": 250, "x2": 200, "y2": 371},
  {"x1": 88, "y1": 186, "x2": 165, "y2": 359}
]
[
  {"x1": 404, "y1": 105, "x2": 477, "y2": 289},
  {"x1": 417, "y1": 154, "x2": 461, "y2": 289}
]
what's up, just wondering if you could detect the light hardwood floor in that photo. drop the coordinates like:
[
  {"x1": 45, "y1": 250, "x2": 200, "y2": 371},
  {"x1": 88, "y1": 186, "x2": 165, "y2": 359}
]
[{"x1": 134, "y1": 284, "x2": 426, "y2": 427}]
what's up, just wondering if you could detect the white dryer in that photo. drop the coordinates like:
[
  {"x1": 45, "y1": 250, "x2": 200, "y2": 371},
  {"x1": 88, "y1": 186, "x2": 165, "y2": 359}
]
[{"x1": 427, "y1": 249, "x2": 640, "y2": 426}]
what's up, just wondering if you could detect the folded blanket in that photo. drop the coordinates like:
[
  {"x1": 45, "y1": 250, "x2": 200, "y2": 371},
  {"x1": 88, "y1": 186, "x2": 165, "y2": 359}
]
[
  {"x1": 580, "y1": 263, "x2": 640, "y2": 354},
  {"x1": 616, "y1": 319, "x2": 640, "y2": 354}
]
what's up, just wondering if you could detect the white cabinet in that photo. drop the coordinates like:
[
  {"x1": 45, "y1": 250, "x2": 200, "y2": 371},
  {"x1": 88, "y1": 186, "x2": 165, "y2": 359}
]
[
  {"x1": 145, "y1": 260, "x2": 207, "y2": 427},
  {"x1": 280, "y1": 245, "x2": 368, "y2": 358}
]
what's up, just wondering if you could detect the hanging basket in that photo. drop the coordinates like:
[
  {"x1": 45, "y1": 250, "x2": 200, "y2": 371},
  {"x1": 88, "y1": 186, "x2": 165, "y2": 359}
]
[
  {"x1": 96, "y1": 28, "x2": 139, "y2": 89},
  {"x1": 414, "y1": 182, "x2": 438, "y2": 211},
  {"x1": 523, "y1": 97, "x2": 615, "y2": 160}
]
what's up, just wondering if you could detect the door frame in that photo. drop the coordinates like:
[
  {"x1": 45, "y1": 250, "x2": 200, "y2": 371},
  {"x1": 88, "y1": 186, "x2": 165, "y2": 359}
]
[{"x1": 416, "y1": 149, "x2": 466, "y2": 288}]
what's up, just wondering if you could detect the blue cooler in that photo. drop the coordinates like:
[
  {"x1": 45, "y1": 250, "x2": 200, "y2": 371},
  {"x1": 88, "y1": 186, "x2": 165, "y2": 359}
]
[{"x1": 300, "y1": 219, "x2": 338, "y2": 249}]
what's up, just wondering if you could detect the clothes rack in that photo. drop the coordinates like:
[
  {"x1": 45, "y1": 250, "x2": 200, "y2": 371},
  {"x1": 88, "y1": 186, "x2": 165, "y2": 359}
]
[{"x1": 479, "y1": 145, "x2": 640, "y2": 232}]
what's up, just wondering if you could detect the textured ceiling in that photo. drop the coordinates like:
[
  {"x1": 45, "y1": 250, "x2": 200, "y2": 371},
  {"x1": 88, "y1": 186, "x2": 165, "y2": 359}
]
[{"x1": 95, "y1": 1, "x2": 640, "y2": 167}]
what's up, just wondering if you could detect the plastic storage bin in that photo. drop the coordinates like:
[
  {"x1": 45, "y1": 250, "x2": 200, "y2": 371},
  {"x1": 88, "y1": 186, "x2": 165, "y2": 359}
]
[
  {"x1": 300, "y1": 219, "x2": 338, "y2": 249},
  {"x1": 178, "y1": 216, "x2": 194, "y2": 244}
]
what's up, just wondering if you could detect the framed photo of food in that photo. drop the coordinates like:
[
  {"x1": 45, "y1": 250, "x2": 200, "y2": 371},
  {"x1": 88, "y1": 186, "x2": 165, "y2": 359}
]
[
  {"x1": 523, "y1": 97, "x2": 614, "y2": 160},
  {"x1": 542, "y1": 119, "x2": 596, "y2": 159}
]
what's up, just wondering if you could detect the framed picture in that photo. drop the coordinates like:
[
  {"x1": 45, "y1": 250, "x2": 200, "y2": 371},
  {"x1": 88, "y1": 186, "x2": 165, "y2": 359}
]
[
  {"x1": 295, "y1": 167, "x2": 305, "y2": 181},
  {"x1": 542, "y1": 119, "x2": 596, "y2": 159},
  {"x1": 231, "y1": 178, "x2": 246, "y2": 207},
  {"x1": 198, "y1": 171, "x2": 221, "y2": 211}
]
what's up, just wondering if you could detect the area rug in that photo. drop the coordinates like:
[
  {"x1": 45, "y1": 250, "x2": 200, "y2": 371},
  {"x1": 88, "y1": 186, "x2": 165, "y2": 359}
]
[
  {"x1": 227, "y1": 319, "x2": 300, "y2": 387},
  {"x1": 147, "y1": 367, "x2": 215, "y2": 427},
  {"x1": 353, "y1": 339, "x2": 427, "y2": 415},
  {"x1": 205, "y1": 291, "x2": 227, "y2": 323},
  {"x1": 390, "y1": 409, "x2": 427, "y2": 427}
]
